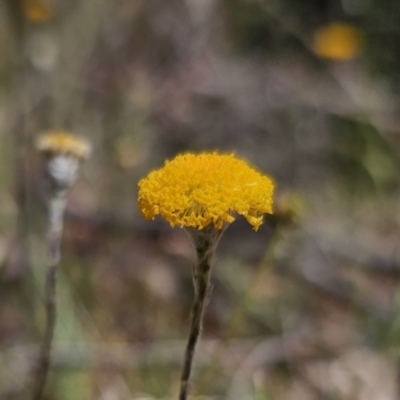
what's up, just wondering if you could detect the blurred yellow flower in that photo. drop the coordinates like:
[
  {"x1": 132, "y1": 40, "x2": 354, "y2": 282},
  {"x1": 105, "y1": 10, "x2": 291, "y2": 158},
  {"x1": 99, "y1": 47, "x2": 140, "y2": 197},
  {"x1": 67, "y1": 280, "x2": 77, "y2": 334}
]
[
  {"x1": 138, "y1": 152, "x2": 274, "y2": 230},
  {"x1": 22, "y1": 0, "x2": 52, "y2": 22},
  {"x1": 313, "y1": 22, "x2": 364, "y2": 60},
  {"x1": 36, "y1": 131, "x2": 91, "y2": 160},
  {"x1": 114, "y1": 137, "x2": 142, "y2": 169}
]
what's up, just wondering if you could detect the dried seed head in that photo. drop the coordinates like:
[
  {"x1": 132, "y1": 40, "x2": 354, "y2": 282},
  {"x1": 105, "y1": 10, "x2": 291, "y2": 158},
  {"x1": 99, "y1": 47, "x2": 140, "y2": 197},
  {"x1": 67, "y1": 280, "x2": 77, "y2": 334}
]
[
  {"x1": 36, "y1": 131, "x2": 91, "y2": 190},
  {"x1": 36, "y1": 131, "x2": 91, "y2": 160}
]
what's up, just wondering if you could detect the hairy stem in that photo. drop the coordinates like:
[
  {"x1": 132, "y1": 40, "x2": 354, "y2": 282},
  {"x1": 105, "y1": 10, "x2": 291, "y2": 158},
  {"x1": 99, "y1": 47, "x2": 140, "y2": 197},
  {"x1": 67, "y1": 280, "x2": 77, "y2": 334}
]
[
  {"x1": 179, "y1": 228, "x2": 223, "y2": 400},
  {"x1": 33, "y1": 191, "x2": 67, "y2": 400}
]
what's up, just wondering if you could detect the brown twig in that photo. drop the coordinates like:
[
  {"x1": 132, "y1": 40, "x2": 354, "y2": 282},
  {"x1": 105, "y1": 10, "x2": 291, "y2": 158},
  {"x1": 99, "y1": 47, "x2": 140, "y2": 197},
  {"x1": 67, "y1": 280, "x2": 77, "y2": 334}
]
[
  {"x1": 179, "y1": 228, "x2": 223, "y2": 400},
  {"x1": 32, "y1": 191, "x2": 67, "y2": 400}
]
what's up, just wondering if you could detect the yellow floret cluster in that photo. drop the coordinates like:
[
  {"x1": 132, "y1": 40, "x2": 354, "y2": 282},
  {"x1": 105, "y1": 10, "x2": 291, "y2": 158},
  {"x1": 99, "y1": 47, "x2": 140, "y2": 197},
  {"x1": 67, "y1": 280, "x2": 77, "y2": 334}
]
[
  {"x1": 22, "y1": 0, "x2": 52, "y2": 22},
  {"x1": 36, "y1": 131, "x2": 91, "y2": 160},
  {"x1": 138, "y1": 152, "x2": 274, "y2": 231},
  {"x1": 313, "y1": 22, "x2": 364, "y2": 60}
]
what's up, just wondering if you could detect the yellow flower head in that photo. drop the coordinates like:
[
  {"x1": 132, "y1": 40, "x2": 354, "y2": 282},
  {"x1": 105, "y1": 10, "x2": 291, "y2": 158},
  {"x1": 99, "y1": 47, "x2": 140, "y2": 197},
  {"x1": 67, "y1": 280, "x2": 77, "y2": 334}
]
[
  {"x1": 313, "y1": 22, "x2": 364, "y2": 60},
  {"x1": 36, "y1": 131, "x2": 91, "y2": 160},
  {"x1": 22, "y1": 0, "x2": 53, "y2": 22},
  {"x1": 138, "y1": 152, "x2": 274, "y2": 231}
]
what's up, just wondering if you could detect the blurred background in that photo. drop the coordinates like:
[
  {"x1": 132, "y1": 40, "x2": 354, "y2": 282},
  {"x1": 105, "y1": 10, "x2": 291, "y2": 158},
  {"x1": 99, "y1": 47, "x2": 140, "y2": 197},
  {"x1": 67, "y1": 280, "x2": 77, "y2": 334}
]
[{"x1": 1, "y1": 0, "x2": 400, "y2": 399}]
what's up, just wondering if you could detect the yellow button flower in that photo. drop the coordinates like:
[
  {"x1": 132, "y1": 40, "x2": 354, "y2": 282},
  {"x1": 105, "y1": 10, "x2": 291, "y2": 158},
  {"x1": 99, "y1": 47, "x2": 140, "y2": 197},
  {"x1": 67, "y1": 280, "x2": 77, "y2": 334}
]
[
  {"x1": 313, "y1": 22, "x2": 364, "y2": 60},
  {"x1": 36, "y1": 131, "x2": 91, "y2": 160},
  {"x1": 22, "y1": 0, "x2": 53, "y2": 22},
  {"x1": 138, "y1": 152, "x2": 275, "y2": 231}
]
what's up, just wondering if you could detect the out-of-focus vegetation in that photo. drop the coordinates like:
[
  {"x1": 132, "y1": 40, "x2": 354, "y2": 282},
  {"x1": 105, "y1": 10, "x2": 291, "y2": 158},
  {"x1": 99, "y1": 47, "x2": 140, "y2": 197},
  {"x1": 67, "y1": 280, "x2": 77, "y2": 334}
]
[{"x1": 1, "y1": 0, "x2": 400, "y2": 399}]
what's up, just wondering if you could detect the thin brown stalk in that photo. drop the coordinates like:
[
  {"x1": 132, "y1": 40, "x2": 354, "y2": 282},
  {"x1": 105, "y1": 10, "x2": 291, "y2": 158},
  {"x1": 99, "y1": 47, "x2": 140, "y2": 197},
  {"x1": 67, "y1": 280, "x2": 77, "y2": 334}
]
[
  {"x1": 32, "y1": 192, "x2": 67, "y2": 400},
  {"x1": 179, "y1": 228, "x2": 223, "y2": 400}
]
